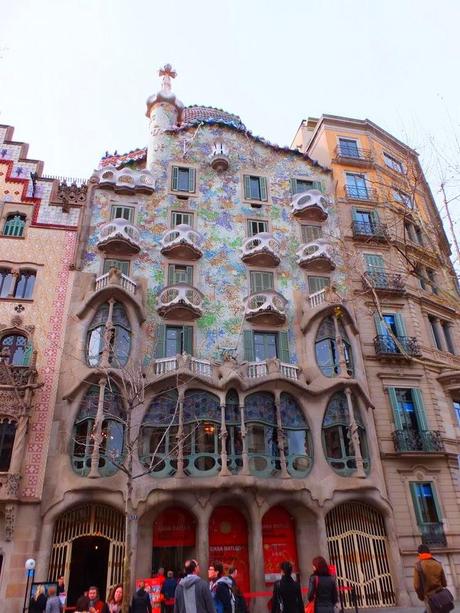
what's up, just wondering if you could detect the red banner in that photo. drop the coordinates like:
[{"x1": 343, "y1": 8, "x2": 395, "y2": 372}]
[
  {"x1": 153, "y1": 507, "x2": 196, "y2": 548},
  {"x1": 136, "y1": 577, "x2": 164, "y2": 611},
  {"x1": 262, "y1": 506, "x2": 298, "y2": 584}
]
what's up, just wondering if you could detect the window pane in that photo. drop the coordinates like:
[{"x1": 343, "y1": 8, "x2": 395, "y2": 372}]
[
  {"x1": 308, "y1": 276, "x2": 330, "y2": 294},
  {"x1": 166, "y1": 327, "x2": 181, "y2": 357},
  {"x1": 15, "y1": 271, "x2": 36, "y2": 299},
  {"x1": 177, "y1": 168, "x2": 190, "y2": 191},
  {"x1": 249, "y1": 176, "x2": 261, "y2": 200},
  {"x1": 384, "y1": 153, "x2": 403, "y2": 173},
  {"x1": 111, "y1": 206, "x2": 133, "y2": 222},
  {"x1": 103, "y1": 259, "x2": 130, "y2": 275},
  {"x1": 453, "y1": 401, "x2": 460, "y2": 425},
  {"x1": 87, "y1": 326, "x2": 104, "y2": 367},
  {"x1": 295, "y1": 179, "x2": 314, "y2": 194},
  {"x1": 248, "y1": 219, "x2": 268, "y2": 236},
  {"x1": 339, "y1": 139, "x2": 359, "y2": 157},
  {"x1": 0, "y1": 270, "x2": 12, "y2": 298},
  {"x1": 415, "y1": 483, "x2": 440, "y2": 523},
  {"x1": 346, "y1": 173, "x2": 368, "y2": 198},
  {"x1": 172, "y1": 211, "x2": 193, "y2": 227},
  {"x1": 301, "y1": 225, "x2": 322, "y2": 243},
  {"x1": 254, "y1": 332, "x2": 277, "y2": 361}
]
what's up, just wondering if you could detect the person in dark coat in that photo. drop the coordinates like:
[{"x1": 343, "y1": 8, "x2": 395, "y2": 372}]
[
  {"x1": 132, "y1": 581, "x2": 153, "y2": 613},
  {"x1": 271, "y1": 561, "x2": 304, "y2": 613},
  {"x1": 161, "y1": 571, "x2": 178, "y2": 613},
  {"x1": 307, "y1": 557, "x2": 338, "y2": 613},
  {"x1": 29, "y1": 585, "x2": 47, "y2": 613}
]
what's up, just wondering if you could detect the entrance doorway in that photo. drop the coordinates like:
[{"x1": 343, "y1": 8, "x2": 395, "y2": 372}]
[
  {"x1": 67, "y1": 536, "x2": 109, "y2": 605},
  {"x1": 152, "y1": 507, "x2": 196, "y2": 576},
  {"x1": 262, "y1": 506, "x2": 298, "y2": 584}
]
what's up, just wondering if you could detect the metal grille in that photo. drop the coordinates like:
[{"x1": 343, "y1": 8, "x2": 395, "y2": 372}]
[
  {"x1": 326, "y1": 502, "x2": 396, "y2": 608},
  {"x1": 49, "y1": 503, "x2": 125, "y2": 586}
]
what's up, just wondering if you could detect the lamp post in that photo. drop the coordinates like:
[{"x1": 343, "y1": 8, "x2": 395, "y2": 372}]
[{"x1": 22, "y1": 558, "x2": 35, "y2": 613}]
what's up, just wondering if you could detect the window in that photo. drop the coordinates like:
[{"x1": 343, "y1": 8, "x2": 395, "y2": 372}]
[
  {"x1": 338, "y1": 138, "x2": 360, "y2": 158},
  {"x1": 453, "y1": 400, "x2": 460, "y2": 426},
  {"x1": 426, "y1": 269, "x2": 438, "y2": 295},
  {"x1": 405, "y1": 222, "x2": 423, "y2": 246},
  {"x1": 172, "y1": 166, "x2": 196, "y2": 193},
  {"x1": 0, "y1": 269, "x2": 13, "y2": 298},
  {"x1": 387, "y1": 388, "x2": 433, "y2": 452},
  {"x1": 352, "y1": 209, "x2": 379, "y2": 235},
  {"x1": 165, "y1": 325, "x2": 193, "y2": 357},
  {"x1": 393, "y1": 189, "x2": 413, "y2": 208},
  {"x1": 3, "y1": 214, "x2": 26, "y2": 237},
  {"x1": 243, "y1": 330, "x2": 290, "y2": 363},
  {"x1": 307, "y1": 275, "x2": 330, "y2": 294},
  {"x1": 172, "y1": 211, "x2": 193, "y2": 227},
  {"x1": 0, "y1": 334, "x2": 31, "y2": 366},
  {"x1": 428, "y1": 316, "x2": 456, "y2": 354},
  {"x1": 86, "y1": 302, "x2": 131, "y2": 367},
  {"x1": 0, "y1": 419, "x2": 16, "y2": 471},
  {"x1": 428, "y1": 316, "x2": 443, "y2": 350},
  {"x1": 139, "y1": 391, "x2": 179, "y2": 476},
  {"x1": 111, "y1": 205, "x2": 134, "y2": 223},
  {"x1": 364, "y1": 254, "x2": 385, "y2": 286},
  {"x1": 247, "y1": 219, "x2": 268, "y2": 236},
  {"x1": 442, "y1": 322, "x2": 455, "y2": 354},
  {"x1": 244, "y1": 392, "x2": 279, "y2": 475},
  {"x1": 410, "y1": 482, "x2": 446, "y2": 546},
  {"x1": 315, "y1": 316, "x2": 353, "y2": 377},
  {"x1": 183, "y1": 390, "x2": 221, "y2": 475},
  {"x1": 243, "y1": 175, "x2": 268, "y2": 202},
  {"x1": 14, "y1": 270, "x2": 36, "y2": 299},
  {"x1": 280, "y1": 393, "x2": 312, "y2": 477},
  {"x1": 374, "y1": 313, "x2": 407, "y2": 352},
  {"x1": 103, "y1": 259, "x2": 130, "y2": 276},
  {"x1": 346, "y1": 173, "x2": 369, "y2": 199},
  {"x1": 168, "y1": 264, "x2": 193, "y2": 285},
  {"x1": 301, "y1": 225, "x2": 322, "y2": 243},
  {"x1": 384, "y1": 153, "x2": 404, "y2": 173},
  {"x1": 249, "y1": 271, "x2": 274, "y2": 293},
  {"x1": 291, "y1": 178, "x2": 321, "y2": 194}
]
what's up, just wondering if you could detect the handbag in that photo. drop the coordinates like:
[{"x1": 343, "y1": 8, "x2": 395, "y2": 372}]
[
  {"x1": 305, "y1": 577, "x2": 319, "y2": 613},
  {"x1": 416, "y1": 561, "x2": 454, "y2": 613}
]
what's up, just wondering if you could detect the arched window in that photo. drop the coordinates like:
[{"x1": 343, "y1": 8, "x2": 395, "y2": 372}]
[
  {"x1": 0, "y1": 419, "x2": 16, "y2": 471},
  {"x1": 86, "y1": 302, "x2": 131, "y2": 367},
  {"x1": 72, "y1": 384, "x2": 125, "y2": 477},
  {"x1": 14, "y1": 270, "x2": 36, "y2": 299},
  {"x1": 315, "y1": 316, "x2": 353, "y2": 377},
  {"x1": 3, "y1": 214, "x2": 26, "y2": 237},
  {"x1": 225, "y1": 389, "x2": 242, "y2": 473},
  {"x1": 183, "y1": 390, "x2": 220, "y2": 476},
  {"x1": 0, "y1": 269, "x2": 13, "y2": 298},
  {"x1": 280, "y1": 392, "x2": 312, "y2": 477},
  {"x1": 244, "y1": 392, "x2": 278, "y2": 477},
  {"x1": 140, "y1": 391, "x2": 179, "y2": 477},
  {"x1": 322, "y1": 392, "x2": 369, "y2": 476},
  {"x1": 0, "y1": 334, "x2": 31, "y2": 366}
]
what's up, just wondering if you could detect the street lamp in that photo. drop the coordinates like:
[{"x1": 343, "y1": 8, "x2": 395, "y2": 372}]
[{"x1": 22, "y1": 558, "x2": 35, "y2": 613}]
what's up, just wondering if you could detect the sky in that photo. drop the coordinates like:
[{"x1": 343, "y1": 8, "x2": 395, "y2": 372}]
[{"x1": 0, "y1": 0, "x2": 459, "y2": 247}]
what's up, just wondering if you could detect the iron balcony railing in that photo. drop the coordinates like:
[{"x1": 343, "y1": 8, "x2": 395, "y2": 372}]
[
  {"x1": 421, "y1": 522, "x2": 447, "y2": 547},
  {"x1": 344, "y1": 185, "x2": 378, "y2": 201},
  {"x1": 364, "y1": 271, "x2": 405, "y2": 292},
  {"x1": 352, "y1": 220, "x2": 388, "y2": 239},
  {"x1": 392, "y1": 429, "x2": 444, "y2": 453},
  {"x1": 374, "y1": 335, "x2": 422, "y2": 357},
  {"x1": 335, "y1": 145, "x2": 373, "y2": 163}
]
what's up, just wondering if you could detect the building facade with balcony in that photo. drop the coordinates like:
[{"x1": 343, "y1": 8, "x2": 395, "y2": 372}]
[
  {"x1": 293, "y1": 114, "x2": 460, "y2": 599},
  {"x1": 0, "y1": 126, "x2": 83, "y2": 610}
]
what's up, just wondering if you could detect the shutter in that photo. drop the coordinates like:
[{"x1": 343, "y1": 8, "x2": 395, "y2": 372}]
[
  {"x1": 351, "y1": 207, "x2": 359, "y2": 222},
  {"x1": 185, "y1": 266, "x2": 193, "y2": 285},
  {"x1": 188, "y1": 168, "x2": 196, "y2": 193},
  {"x1": 412, "y1": 388, "x2": 428, "y2": 431},
  {"x1": 373, "y1": 313, "x2": 385, "y2": 336},
  {"x1": 243, "y1": 175, "x2": 251, "y2": 200},
  {"x1": 182, "y1": 326, "x2": 193, "y2": 355},
  {"x1": 243, "y1": 330, "x2": 255, "y2": 362},
  {"x1": 250, "y1": 272, "x2": 262, "y2": 293},
  {"x1": 394, "y1": 313, "x2": 407, "y2": 338},
  {"x1": 429, "y1": 483, "x2": 443, "y2": 523},
  {"x1": 260, "y1": 177, "x2": 268, "y2": 201},
  {"x1": 290, "y1": 178, "x2": 298, "y2": 194},
  {"x1": 278, "y1": 332, "x2": 290, "y2": 363},
  {"x1": 168, "y1": 265, "x2": 175, "y2": 285},
  {"x1": 409, "y1": 482, "x2": 424, "y2": 526},
  {"x1": 388, "y1": 387, "x2": 404, "y2": 430},
  {"x1": 172, "y1": 166, "x2": 179, "y2": 191},
  {"x1": 155, "y1": 324, "x2": 166, "y2": 358}
]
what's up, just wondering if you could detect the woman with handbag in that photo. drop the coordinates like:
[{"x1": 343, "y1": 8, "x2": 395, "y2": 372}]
[
  {"x1": 306, "y1": 557, "x2": 338, "y2": 613},
  {"x1": 271, "y1": 561, "x2": 304, "y2": 613}
]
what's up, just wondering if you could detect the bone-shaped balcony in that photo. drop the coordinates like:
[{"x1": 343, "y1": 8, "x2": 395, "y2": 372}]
[
  {"x1": 97, "y1": 218, "x2": 141, "y2": 255},
  {"x1": 296, "y1": 239, "x2": 336, "y2": 272},
  {"x1": 160, "y1": 224, "x2": 203, "y2": 260},
  {"x1": 241, "y1": 232, "x2": 280, "y2": 267},
  {"x1": 245, "y1": 290, "x2": 287, "y2": 325},
  {"x1": 157, "y1": 284, "x2": 204, "y2": 321},
  {"x1": 291, "y1": 189, "x2": 328, "y2": 222}
]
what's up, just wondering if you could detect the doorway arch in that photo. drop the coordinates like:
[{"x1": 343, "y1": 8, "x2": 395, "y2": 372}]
[
  {"x1": 262, "y1": 506, "x2": 298, "y2": 584},
  {"x1": 325, "y1": 502, "x2": 395, "y2": 607}
]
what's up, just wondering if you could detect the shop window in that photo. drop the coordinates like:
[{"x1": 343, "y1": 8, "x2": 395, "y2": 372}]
[
  {"x1": 172, "y1": 166, "x2": 196, "y2": 193},
  {"x1": 86, "y1": 302, "x2": 131, "y2": 367},
  {"x1": 183, "y1": 390, "x2": 220, "y2": 476},
  {"x1": 243, "y1": 175, "x2": 268, "y2": 202},
  {"x1": 0, "y1": 334, "x2": 32, "y2": 366},
  {"x1": 315, "y1": 316, "x2": 353, "y2": 377},
  {"x1": 140, "y1": 391, "x2": 179, "y2": 477},
  {"x1": 3, "y1": 214, "x2": 26, "y2": 237},
  {"x1": 0, "y1": 419, "x2": 16, "y2": 472}
]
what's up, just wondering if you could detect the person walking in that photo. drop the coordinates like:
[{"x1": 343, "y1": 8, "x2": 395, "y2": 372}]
[
  {"x1": 414, "y1": 544, "x2": 453, "y2": 613},
  {"x1": 30, "y1": 585, "x2": 47, "y2": 613},
  {"x1": 161, "y1": 570, "x2": 178, "y2": 613},
  {"x1": 174, "y1": 559, "x2": 215, "y2": 613},
  {"x1": 132, "y1": 581, "x2": 153, "y2": 613},
  {"x1": 45, "y1": 586, "x2": 62, "y2": 613},
  {"x1": 228, "y1": 568, "x2": 247, "y2": 613},
  {"x1": 306, "y1": 557, "x2": 338, "y2": 613},
  {"x1": 208, "y1": 562, "x2": 233, "y2": 613},
  {"x1": 271, "y1": 561, "x2": 303, "y2": 613}
]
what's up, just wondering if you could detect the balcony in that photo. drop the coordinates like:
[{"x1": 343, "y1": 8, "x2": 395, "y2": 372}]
[
  {"x1": 157, "y1": 284, "x2": 204, "y2": 320},
  {"x1": 0, "y1": 473, "x2": 21, "y2": 500},
  {"x1": 296, "y1": 239, "x2": 335, "y2": 272},
  {"x1": 97, "y1": 218, "x2": 141, "y2": 255},
  {"x1": 95, "y1": 271, "x2": 137, "y2": 295},
  {"x1": 245, "y1": 290, "x2": 287, "y2": 325},
  {"x1": 363, "y1": 271, "x2": 405, "y2": 293},
  {"x1": 247, "y1": 361, "x2": 300, "y2": 380},
  {"x1": 241, "y1": 233, "x2": 280, "y2": 267},
  {"x1": 344, "y1": 185, "x2": 379, "y2": 202},
  {"x1": 352, "y1": 220, "x2": 388, "y2": 241},
  {"x1": 160, "y1": 224, "x2": 203, "y2": 260},
  {"x1": 421, "y1": 523, "x2": 447, "y2": 547},
  {"x1": 209, "y1": 141, "x2": 230, "y2": 171},
  {"x1": 334, "y1": 145, "x2": 374, "y2": 167},
  {"x1": 374, "y1": 335, "x2": 422, "y2": 358},
  {"x1": 291, "y1": 189, "x2": 328, "y2": 222},
  {"x1": 97, "y1": 166, "x2": 155, "y2": 194},
  {"x1": 392, "y1": 429, "x2": 444, "y2": 453}
]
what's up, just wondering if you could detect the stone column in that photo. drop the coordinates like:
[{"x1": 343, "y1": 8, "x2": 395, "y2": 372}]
[
  {"x1": 195, "y1": 509, "x2": 209, "y2": 574},
  {"x1": 248, "y1": 504, "x2": 265, "y2": 593},
  {"x1": 432, "y1": 317, "x2": 447, "y2": 352},
  {"x1": 176, "y1": 389, "x2": 185, "y2": 477}
]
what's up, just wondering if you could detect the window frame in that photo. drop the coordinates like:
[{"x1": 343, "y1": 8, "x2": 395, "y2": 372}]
[
  {"x1": 345, "y1": 172, "x2": 369, "y2": 199},
  {"x1": 242, "y1": 173, "x2": 269, "y2": 203},
  {"x1": 338, "y1": 138, "x2": 360, "y2": 158},
  {"x1": 13, "y1": 270, "x2": 36, "y2": 300},
  {"x1": 171, "y1": 165, "x2": 196, "y2": 194},
  {"x1": 301, "y1": 224, "x2": 323, "y2": 243},
  {"x1": 307, "y1": 275, "x2": 330, "y2": 294},
  {"x1": 110, "y1": 205, "x2": 135, "y2": 223},
  {"x1": 247, "y1": 219, "x2": 269, "y2": 237},
  {"x1": 384, "y1": 152, "x2": 404, "y2": 174},
  {"x1": 3, "y1": 213, "x2": 26, "y2": 238},
  {"x1": 171, "y1": 211, "x2": 194, "y2": 228},
  {"x1": 249, "y1": 270, "x2": 274, "y2": 293},
  {"x1": 168, "y1": 264, "x2": 193, "y2": 285},
  {"x1": 103, "y1": 259, "x2": 130, "y2": 276}
]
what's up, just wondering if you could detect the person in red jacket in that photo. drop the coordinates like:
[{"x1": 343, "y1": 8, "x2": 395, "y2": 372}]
[{"x1": 75, "y1": 586, "x2": 106, "y2": 613}]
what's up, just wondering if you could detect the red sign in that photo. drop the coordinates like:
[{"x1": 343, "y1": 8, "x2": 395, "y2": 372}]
[
  {"x1": 208, "y1": 506, "x2": 250, "y2": 595},
  {"x1": 136, "y1": 577, "x2": 164, "y2": 611},
  {"x1": 262, "y1": 506, "x2": 298, "y2": 584},
  {"x1": 153, "y1": 507, "x2": 196, "y2": 548}
]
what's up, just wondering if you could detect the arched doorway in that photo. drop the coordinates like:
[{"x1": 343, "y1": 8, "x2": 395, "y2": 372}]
[
  {"x1": 152, "y1": 507, "x2": 196, "y2": 575},
  {"x1": 49, "y1": 503, "x2": 125, "y2": 605},
  {"x1": 325, "y1": 502, "x2": 395, "y2": 607},
  {"x1": 209, "y1": 506, "x2": 250, "y2": 594},
  {"x1": 262, "y1": 506, "x2": 298, "y2": 584}
]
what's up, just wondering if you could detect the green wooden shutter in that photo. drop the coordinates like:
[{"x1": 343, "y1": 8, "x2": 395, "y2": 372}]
[
  {"x1": 243, "y1": 175, "x2": 251, "y2": 200},
  {"x1": 409, "y1": 482, "x2": 424, "y2": 526},
  {"x1": 155, "y1": 324, "x2": 166, "y2": 358},
  {"x1": 394, "y1": 313, "x2": 407, "y2": 337},
  {"x1": 364, "y1": 254, "x2": 385, "y2": 271},
  {"x1": 185, "y1": 266, "x2": 193, "y2": 285},
  {"x1": 260, "y1": 177, "x2": 268, "y2": 201},
  {"x1": 243, "y1": 330, "x2": 255, "y2": 362},
  {"x1": 388, "y1": 387, "x2": 404, "y2": 430},
  {"x1": 278, "y1": 332, "x2": 290, "y2": 363},
  {"x1": 172, "y1": 166, "x2": 179, "y2": 191},
  {"x1": 412, "y1": 388, "x2": 428, "y2": 431},
  {"x1": 183, "y1": 326, "x2": 193, "y2": 355},
  {"x1": 351, "y1": 207, "x2": 359, "y2": 222},
  {"x1": 188, "y1": 168, "x2": 196, "y2": 193},
  {"x1": 373, "y1": 313, "x2": 385, "y2": 336},
  {"x1": 168, "y1": 265, "x2": 175, "y2": 285},
  {"x1": 290, "y1": 178, "x2": 298, "y2": 194}
]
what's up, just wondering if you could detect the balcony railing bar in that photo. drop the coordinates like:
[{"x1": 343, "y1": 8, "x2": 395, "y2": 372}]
[
  {"x1": 374, "y1": 335, "x2": 421, "y2": 357},
  {"x1": 392, "y1": 429, "x2": 444, "y2": 453}
]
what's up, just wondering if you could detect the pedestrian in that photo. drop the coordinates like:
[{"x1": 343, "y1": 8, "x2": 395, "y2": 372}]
[
  {"x1": 174, "y1": 559, "x2": 215, "y2": 613},
  {"x1": 45, "y1": 586, "x2": 62, "y2": 613},
  {"x1": 76, "y1": 586, "x2": 106, "y2": 613},
  {"x1": 104, "y1": 583, "x2": 123, "y2": 612},
  {"x1": 271, "y1": 561, "x2": 303, "y2": 613},
  {"x1": 161, "y1": 570, "x2": 178, "y2": 613},
  {"x1": 132, "y1": 580, "x2": 153, "y2": 613},
  {"x1": 208, "y1": 562, "x2": 233, "y2": 613},
  {"x1": 306, "y1": 557, "x2": 338, "y2": 613},
  {"x1": 30, "y1": 584, "x2": 47, "y2": 613},
  {"x1": 228, "y1": 567, "x2": 247, "y2": 613},
  {"x1": 57, "y1": 576, "x2": 65, "y2": 595},
  {"x1": 414, "y1": 544, "x2": 453, "y2": 613}
]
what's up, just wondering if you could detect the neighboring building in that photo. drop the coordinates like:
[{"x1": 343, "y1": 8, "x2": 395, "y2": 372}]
[
  {"x1": 293, "y1": 115, "x2": 460, "y2": 599},
  {"x1": 0, "y1": 125, "x2": 84, "y2": 609}
]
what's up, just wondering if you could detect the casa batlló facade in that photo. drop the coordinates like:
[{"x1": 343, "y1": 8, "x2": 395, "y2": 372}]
[{"x1": 0, "y1": 67, "x2": 459, "y2": 611}]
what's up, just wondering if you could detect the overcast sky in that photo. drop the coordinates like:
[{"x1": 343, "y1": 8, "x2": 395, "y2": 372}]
[{"x1": 1, "y1": 0, "x2": 459, "y2": 240}]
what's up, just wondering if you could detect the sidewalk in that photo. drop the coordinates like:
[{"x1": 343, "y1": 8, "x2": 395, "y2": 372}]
[{"x1": 358, "y1": 604, "x2": 460, "y2": 613}]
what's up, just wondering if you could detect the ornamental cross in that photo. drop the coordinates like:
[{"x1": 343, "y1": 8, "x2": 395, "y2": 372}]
[{"x1": 159, "y1": 63, "x2": 177, "y2": 93}]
